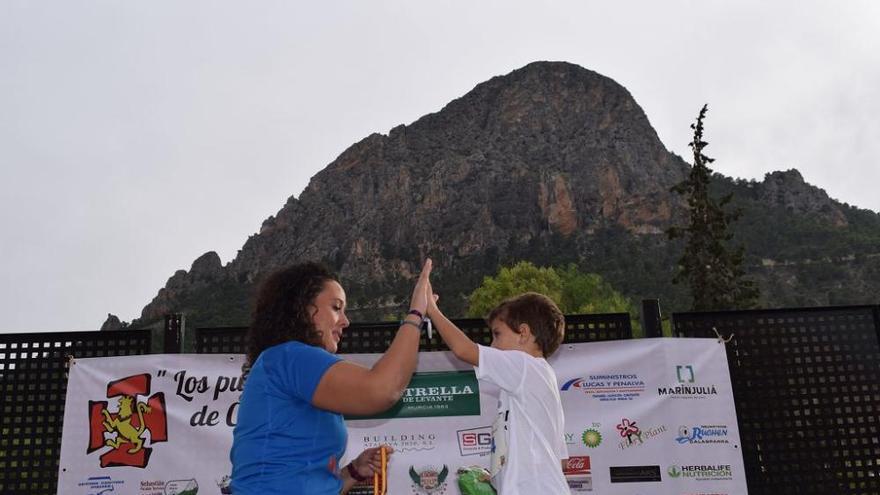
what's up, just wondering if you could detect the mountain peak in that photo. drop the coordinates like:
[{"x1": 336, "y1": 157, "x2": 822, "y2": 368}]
[{"x1": 125, "y1": 61, "x2": 880, "y2": 328}]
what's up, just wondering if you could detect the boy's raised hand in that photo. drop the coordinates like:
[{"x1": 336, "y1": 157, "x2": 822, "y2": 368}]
[
  {"x1": 424, "y1": 276, "x2": 479, "y2": 366},
  {"x1": 409, "y1": 258, "x2": 433, "y2": 316},
  {"x1": 426, "y1": 279, "x2": 441, "y2": 318}
]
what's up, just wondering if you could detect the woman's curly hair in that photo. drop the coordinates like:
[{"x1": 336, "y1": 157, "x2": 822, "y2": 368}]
[{"x1": 245, "y1": 262, "x2": 338, "y2": 368}]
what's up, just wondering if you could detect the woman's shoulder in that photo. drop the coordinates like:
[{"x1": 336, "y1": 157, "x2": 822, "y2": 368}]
[{"x1": 262, "y1": 340, "x2": 328, "y2": 361}]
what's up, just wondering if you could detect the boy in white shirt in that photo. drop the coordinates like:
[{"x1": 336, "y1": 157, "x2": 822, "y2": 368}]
[{"x1": 426, "y1": 287, "x2": 569, "y2": 494}]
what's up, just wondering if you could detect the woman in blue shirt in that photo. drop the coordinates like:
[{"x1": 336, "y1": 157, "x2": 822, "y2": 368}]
[{"x1": 231, "y1": 259, "x2": 432, "y2": 494}]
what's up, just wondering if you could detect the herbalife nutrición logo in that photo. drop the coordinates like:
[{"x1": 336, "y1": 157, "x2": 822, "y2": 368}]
[{"x1": 667, "y1": 464, "x2": 733, "y2": 481}]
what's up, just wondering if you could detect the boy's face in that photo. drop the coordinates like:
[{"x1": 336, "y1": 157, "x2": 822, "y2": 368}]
[{"x1": 489, "y1": 318, "x2": 524, "y2": 351}]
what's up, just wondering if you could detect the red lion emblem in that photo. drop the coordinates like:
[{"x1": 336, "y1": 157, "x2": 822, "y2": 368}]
[{"x1": 87, "y1": 373, "x2": 167, "y2": 468}]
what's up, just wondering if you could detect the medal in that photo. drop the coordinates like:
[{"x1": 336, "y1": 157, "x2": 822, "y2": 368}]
[{"x1": 373, "y1": 446, "x2": 387, "y2": 494}]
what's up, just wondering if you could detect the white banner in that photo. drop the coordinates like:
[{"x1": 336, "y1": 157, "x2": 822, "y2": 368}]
[{"x1": 58, "y1": 339, "x2": 747, "y2": 495}]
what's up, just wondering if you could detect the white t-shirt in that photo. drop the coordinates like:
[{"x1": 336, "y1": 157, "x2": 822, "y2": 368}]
[{"x1": 475, "y1": 345, "x2": 568, "y2": 494}]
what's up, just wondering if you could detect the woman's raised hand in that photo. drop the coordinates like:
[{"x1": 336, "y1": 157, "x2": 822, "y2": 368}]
[{"x1": 408, "y1": 258, "x2": 433, "y2": 315}]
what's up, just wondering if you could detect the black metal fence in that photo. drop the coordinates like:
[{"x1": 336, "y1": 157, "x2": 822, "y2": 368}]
[
  {"x1": 0, "y1": 313, "x2": 630, "y2": 495},
  {"x1": 673, "y1": 305, "x2": 880, "y2": 495},
  {"x1": 195, "y1": 313, "x2": 633, "y2": 354},
  {"x1": 3, "y1": 305, "x2": 879, "y2": 494},
  {"x1": 0, "y1": 330, "x2": 151, "y2": 495}
]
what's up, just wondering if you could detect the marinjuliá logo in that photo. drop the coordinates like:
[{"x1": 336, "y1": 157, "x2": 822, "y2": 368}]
[
  {"x1": 88, "y1": 373, "x2": 167, "y2": 468},
  {"x1": 657, "y1": 365, "x2": 719, "y2": 399}
]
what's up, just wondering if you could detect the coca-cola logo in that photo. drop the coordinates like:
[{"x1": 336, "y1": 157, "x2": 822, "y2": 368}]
[{"x1": 564, "y1": 456, "x2": 591, "y2": 475}]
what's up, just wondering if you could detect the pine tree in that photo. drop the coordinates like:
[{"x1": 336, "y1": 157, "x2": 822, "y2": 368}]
[{"x1": 667, "y1": 105, "x2": 760, "y2": 311}]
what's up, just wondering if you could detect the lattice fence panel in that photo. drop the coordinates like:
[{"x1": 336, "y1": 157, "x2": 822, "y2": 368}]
[
  {"x1": 195, "y1": 313, "x2": 632, "y2": 354},
  {"x1": 0, "y1": 330, "x2": 151, "y2": 495},
  {"x1": 673, "y1": 306, "x2": 880, "y2": 495}
]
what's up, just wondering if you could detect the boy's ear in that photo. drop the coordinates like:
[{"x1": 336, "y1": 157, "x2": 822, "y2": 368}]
[{"x1": 518, "y1": 323, "x2": 533, "y2": 344}]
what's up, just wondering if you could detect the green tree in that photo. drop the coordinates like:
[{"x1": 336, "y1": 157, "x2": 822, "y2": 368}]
[
  {"x1": 667, "y1": 105, "x2": 760, "y2": 310},
  {"x1": 467, "y1": 262, "x2": 562, "y2": 316},
  {"x1": 466, "y1": 261, "x2": 634, "y2": 317}
]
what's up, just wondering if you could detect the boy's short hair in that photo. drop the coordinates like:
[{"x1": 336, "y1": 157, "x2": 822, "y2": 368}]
[{"x1": 486, "y1": 292, "x2": 565, "y2": 357}]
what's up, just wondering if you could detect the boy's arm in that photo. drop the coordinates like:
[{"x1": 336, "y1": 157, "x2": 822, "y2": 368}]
[{"x1": 429, "y1": 309, "x2": 479, "y2": 366}]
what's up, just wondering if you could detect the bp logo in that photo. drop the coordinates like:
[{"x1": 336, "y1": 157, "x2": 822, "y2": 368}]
[
  {"x1": 409, "y1": 465, "x2": 449, "y2": 493},
  {"x1": 87, "y1": 373, "x2": 167, "y2": 468},
  {"x1": 582, "y1": 428, "x2": 602, "y2": 448}
]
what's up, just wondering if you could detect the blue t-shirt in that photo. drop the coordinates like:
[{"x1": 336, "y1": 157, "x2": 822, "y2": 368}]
[{"x1": 231, "y1": 341, "x2": 346, "y2": 495}]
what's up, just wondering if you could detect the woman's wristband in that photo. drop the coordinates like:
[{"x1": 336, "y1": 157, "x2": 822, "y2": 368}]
[{"x1": 347, "y1": 462, "x2": 368, "y2": 482}]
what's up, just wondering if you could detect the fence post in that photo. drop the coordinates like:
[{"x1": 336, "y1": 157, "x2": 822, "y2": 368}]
[
  {"x1": 874, "y1": 305, "x2": 880, "y2": 348},
  {"x1": 641, "y1": 299, "x2": 662, "y2": 338},
  {"x1": 164, "y1": 313, "x2": 184, "y2": 353}
]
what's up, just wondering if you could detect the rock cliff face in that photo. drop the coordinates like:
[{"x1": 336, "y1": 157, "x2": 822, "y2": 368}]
[
  {"x1": 228, "y1": 62, "x2": 688, "y2": 284},
  {"x1": 128, "y1": 61, "x2": 880, "y2": 328},
  {"x1": 757, "y1": 170, "x2": 848, "y2": 226}
]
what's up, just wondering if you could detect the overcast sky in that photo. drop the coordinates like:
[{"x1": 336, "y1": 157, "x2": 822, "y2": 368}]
[{"x1": 2, "y1": 1, "x2": 878, "y2": 333}]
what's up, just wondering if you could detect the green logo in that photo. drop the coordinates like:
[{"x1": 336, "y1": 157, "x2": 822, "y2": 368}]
[
  {"x1": 165, "y1": 479, "x2": 199, "y2": 495},
  {"x1": 676, "y1": 365, "x2": 695, "y2": 383},
  {"x1": 667, "y1": 465, "x2": 682, "y2": 478},
  {"x1": 582, "y1": 428, "x2": 602, "y2": 448},
  {"x1": 346, "y1": 371, "x2": 480, "y2": 420}
]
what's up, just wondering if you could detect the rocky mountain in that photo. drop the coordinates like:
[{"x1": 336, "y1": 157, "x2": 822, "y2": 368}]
[{"x1": 116, "y1": 61, "x2": 880, "y2": 330}]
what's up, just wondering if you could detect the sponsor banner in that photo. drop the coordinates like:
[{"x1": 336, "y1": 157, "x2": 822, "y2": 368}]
[
  {"x1": 58, "y1": 354, "x2": 242, "y2": 495},
  {"x1": 58, "y1": 339, "x2": 747, "y2": 494},
  {"x1": 556, "y1": 338, "x2": 747, "y2": 494},
  {"x1": 346, "y1": 371, "x2": 480, "y2": 420}
]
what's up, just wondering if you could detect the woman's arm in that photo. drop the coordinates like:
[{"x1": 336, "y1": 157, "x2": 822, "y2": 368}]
[{"x1": 312, "y1": 259, "x2": 431, "y2": 415}]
